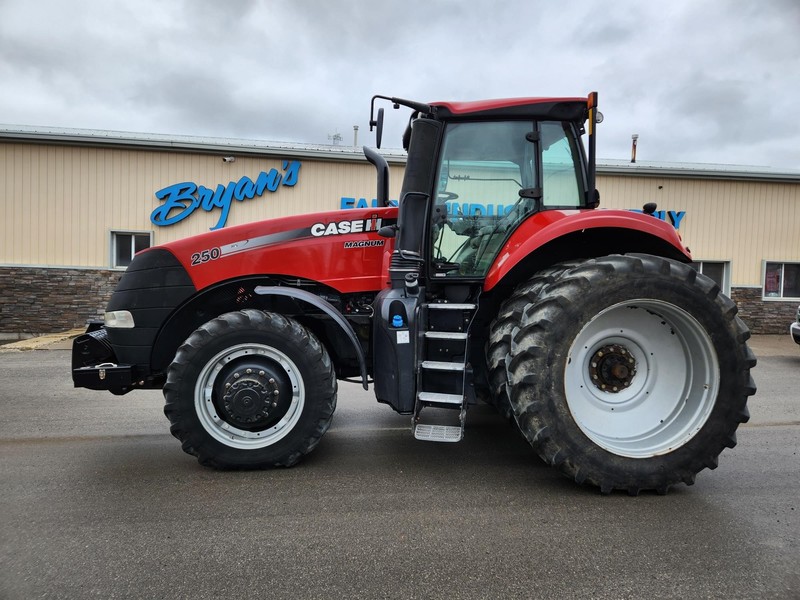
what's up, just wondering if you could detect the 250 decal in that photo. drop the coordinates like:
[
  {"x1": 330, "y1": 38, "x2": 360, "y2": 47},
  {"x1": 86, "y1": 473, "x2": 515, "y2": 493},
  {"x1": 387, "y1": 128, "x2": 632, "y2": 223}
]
[{"x1": 190, "y1": 247, "x2": 221, "y2": 266}]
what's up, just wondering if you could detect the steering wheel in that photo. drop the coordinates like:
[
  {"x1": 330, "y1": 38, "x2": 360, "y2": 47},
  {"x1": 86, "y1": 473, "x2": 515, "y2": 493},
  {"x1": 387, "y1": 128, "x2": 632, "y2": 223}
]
[{"x1": 437, "y1": 191, "x2": 459, "y2": 201}]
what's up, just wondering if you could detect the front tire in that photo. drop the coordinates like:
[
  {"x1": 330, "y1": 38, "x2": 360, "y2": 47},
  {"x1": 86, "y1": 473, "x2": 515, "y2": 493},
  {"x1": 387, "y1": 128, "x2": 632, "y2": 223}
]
[
  {"x1": 507, "y1": 254, "x2": 756, "y2": 494},
  {"x1": 164, "y1": 309, "x2": 337, "y2": 469}
]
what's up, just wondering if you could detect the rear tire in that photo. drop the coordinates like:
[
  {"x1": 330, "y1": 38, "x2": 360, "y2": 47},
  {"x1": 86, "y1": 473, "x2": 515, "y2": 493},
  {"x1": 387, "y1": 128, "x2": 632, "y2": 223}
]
[
  {"x1": 507, "y1": 254, "x2": 756, "y2": 494},
  {"x1": 487, "y1": 262, "x2": 579, "y2": 421},
  {"x1": 164, "y1": 309, "x2": 337, "y2": 469}
]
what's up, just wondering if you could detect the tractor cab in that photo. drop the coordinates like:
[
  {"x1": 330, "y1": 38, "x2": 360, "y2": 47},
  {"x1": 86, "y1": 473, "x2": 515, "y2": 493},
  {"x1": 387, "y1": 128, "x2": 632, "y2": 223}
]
[
  {"x1": 429, "y1": 118, "x2": 587, "y2": 278},
  {"x1": 366, "y1": 94, "x2": 601, "y2": 440}
]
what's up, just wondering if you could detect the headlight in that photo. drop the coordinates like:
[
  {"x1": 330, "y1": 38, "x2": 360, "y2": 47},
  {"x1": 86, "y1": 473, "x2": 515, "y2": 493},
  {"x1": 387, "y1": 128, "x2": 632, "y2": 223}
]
[{"x1": 104, "y1": 310, "x2": 135, "y2": 328}]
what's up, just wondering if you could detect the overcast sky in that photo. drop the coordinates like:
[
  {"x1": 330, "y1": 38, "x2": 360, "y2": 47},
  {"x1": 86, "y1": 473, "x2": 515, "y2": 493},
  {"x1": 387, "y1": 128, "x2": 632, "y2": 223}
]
[{"x1": 1, "y1": 0, "x2": 799, "y2": 169}]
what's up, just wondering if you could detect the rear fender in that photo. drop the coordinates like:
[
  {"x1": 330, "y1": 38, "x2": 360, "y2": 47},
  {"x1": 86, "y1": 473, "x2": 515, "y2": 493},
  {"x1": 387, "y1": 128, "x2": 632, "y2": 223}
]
[{"x1": 484, "y1": 209, "x2": 691, "y2": 291}]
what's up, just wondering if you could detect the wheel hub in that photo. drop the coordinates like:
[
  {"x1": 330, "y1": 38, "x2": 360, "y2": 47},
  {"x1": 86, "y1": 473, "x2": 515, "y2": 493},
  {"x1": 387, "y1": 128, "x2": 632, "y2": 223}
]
[
  {"x1": 588, "y1": 344, "x2": 637, "y2": 393},
  {"x1": 216, "y1": 361, "x2": 290, "y2": 430}
]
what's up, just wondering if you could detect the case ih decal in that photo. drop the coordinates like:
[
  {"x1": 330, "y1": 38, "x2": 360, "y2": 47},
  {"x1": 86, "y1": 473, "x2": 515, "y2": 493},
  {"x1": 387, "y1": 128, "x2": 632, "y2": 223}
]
[{"x1": 310, "y1": 216, "x2": 382, "y2": 236}]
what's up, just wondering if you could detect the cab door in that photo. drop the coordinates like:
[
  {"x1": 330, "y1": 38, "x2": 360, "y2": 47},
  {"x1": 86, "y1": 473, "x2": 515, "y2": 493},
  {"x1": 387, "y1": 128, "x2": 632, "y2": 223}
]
[{"x1": 429, "y1": 120, "x2": 585, "y2": 278}]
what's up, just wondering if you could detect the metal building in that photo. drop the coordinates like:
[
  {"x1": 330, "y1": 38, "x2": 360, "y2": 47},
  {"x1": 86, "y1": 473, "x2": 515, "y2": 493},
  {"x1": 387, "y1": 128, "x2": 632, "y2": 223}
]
[{"x1": 1, "y1": 126, "x2": 798, "y2": 337}]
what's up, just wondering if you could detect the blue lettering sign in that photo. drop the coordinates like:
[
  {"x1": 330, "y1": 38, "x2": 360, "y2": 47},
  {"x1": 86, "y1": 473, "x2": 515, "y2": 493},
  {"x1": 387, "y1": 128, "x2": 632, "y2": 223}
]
[
  {"x1": 151, "y1": 160, "x2": 301, "y2": 229},
  {"x1": 340, "y1": 197, "x2": 399, "y2": 209},
  {"x1": 445, "y1": 203, "x2": 514, "y2": 217},
  {"x1": 668, "y1": 210, "x2": 686, "y2": 229},
  {"x1": 338, "y1": 198, "x2": 686, "y2": 230},
  {"x1": 629, "y1": 208, "x2": 686, "y2": 230}
]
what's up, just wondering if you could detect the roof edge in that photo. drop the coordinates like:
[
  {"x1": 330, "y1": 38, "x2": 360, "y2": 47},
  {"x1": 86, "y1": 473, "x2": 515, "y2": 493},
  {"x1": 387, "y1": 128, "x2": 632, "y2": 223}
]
[
  {"x1": 0, "y1": 125, "x2": 408, "y2": 165},
  {"x1": 597, "y1": 159, "x2": 800, "y2": 183},
  {"x1": 2, "y1": 124, "x2": 800, "y2": 181}
]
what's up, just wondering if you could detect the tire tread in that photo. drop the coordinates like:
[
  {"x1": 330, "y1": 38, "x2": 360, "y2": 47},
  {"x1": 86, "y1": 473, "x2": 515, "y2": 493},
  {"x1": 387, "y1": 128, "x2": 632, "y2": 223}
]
[
  {"x1": 163, "y1": 309, "x2": 336, "y2": 469},
  {"x1": 506, "y1": 254, "x2": 756, "y2": 494}
]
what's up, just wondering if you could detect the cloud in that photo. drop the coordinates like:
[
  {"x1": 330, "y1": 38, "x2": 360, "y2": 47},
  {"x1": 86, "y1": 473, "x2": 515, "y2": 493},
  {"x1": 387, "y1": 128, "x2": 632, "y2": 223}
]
[{"x1": 0, "y1": 0, "x2": 798, "y2": 168}]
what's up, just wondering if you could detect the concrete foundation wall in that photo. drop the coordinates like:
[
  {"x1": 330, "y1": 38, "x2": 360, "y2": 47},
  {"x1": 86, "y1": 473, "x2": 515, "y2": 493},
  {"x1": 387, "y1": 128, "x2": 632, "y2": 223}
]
[
  {"x1": 0, "y1": 266, "x2": 120, "y2": 336},
  {"x1": 731, "y1": 286, "x2": 797, "y2": 335}
]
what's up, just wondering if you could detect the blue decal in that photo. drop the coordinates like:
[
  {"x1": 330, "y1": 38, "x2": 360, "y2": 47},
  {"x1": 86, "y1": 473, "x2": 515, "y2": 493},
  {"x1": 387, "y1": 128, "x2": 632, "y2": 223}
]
[{"x1": 151, "y1": 160, "x2": 301, "y2": 229}]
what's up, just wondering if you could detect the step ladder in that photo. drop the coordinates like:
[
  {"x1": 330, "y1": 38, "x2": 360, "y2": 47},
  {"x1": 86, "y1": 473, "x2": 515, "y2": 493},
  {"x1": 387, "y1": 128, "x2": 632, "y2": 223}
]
[{"x1": 413, "y1": 302, "x2": 477, "y2": 442}]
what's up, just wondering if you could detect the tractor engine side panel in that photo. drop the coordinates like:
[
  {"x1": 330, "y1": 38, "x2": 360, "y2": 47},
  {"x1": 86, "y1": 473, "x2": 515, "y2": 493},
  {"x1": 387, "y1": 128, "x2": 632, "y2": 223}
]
[{"x1": 161, "y1": 207, "x2": 398, "y2": 294}]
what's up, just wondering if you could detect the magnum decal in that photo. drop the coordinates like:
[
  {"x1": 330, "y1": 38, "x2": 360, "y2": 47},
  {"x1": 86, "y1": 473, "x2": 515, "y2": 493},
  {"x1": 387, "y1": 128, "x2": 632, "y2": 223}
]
[{"x1": 344, "y1": 240, "x2": 385, "y2": 249}]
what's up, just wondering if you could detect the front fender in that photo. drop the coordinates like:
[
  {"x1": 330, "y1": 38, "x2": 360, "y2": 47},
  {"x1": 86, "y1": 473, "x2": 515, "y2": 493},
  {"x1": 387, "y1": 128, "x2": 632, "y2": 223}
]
[{"x1": 254, "y1": 286, "x2": 369, "y2": 389}]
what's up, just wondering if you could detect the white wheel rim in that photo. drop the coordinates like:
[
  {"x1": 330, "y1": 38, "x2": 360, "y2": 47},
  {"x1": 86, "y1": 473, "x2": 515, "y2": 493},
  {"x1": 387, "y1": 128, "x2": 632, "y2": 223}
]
[
  {"x1": 565, "y1": 300, "x2": 719, "y2": 458},
  {"x1": 194, "y1": 343, "x2": 305, "y2": 449}
]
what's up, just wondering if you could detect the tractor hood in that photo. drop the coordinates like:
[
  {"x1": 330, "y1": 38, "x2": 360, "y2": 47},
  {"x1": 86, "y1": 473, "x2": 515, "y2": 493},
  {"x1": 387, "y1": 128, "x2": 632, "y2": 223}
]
[{"x1": 150, "y1": 207, "x2": 398, "y2": 293}]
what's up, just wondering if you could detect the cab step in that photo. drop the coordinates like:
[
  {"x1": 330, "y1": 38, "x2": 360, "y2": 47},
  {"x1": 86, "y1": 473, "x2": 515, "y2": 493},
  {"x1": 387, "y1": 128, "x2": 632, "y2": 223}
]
[
  {"x1": 427, "y1": 303, "x2": 477, "y2": 310},
  {"x1": 418, "y1": 391, "x2": 463, "y2": 405},
  {"x1": 421, "y1": 360, "x2": 465, "y2": 371},
  {"x1": 413, "y1": 423, "x2": 463, "y2": 442},
  {"x1": 424, "y1": 331, "x2": 468, "y2": 340},
  {"x1": 412, "y1": 296, "x2": 478, "y2": 443}
]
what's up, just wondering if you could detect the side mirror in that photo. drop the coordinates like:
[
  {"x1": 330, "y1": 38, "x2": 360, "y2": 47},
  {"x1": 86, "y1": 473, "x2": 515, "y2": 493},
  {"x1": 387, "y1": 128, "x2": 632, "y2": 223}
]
[
  {"x1": 369, "y1": 107, "x2": 385, "y2": 149},
  {"x1": 588, "y1": 188, "x2": 600, "y2": 209}
]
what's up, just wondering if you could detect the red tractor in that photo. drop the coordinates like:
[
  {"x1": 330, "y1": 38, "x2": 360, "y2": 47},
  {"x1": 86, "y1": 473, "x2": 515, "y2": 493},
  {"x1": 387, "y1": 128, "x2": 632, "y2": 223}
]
[{"x1": 72, "y1": 92, "x2": 756, "y2": 494}]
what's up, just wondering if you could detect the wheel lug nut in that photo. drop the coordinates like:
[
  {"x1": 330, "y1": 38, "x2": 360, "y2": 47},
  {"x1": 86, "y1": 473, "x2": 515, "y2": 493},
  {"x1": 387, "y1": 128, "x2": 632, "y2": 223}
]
[
  {"x1": 269, "y1": 378, "x2": 275, "y2": 384},
  {"x1": 234, "y1": 373, "x2": 240, "y2": 379},
  {"x1": 246, "y1": 368, "x2": 253, "y2": 374},
  {"x1": 272, "y1": 401, "x2": 278, "y2": 407},
  {"x1": 273, "y1": 390, "x2": 279, "y2": 396},
  {"x1": 259, "y1": 371, "x2": 265, "y2": 377}
]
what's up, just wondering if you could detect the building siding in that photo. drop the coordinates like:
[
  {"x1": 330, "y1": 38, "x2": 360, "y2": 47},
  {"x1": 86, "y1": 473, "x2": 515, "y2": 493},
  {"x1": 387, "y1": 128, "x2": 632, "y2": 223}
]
[
  {"x1": 1, "y1": 142, "x2": 404, "y2": 268},
  {"x1": 597, "y1": 175, "x2": 800, "y2": 286},
  {"x1": 1, "y1": 138, "x2": 798, "y2": 335}
]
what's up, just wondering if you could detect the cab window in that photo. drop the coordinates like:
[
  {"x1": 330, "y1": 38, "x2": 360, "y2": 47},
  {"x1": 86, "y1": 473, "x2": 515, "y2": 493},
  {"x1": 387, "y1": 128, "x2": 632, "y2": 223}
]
[
  {"x1": 430, "y1": 120, "x2": 584, "y2": 277},
  {"x1": 541, "y1": 121, "x2": 583, "y2": 208}
]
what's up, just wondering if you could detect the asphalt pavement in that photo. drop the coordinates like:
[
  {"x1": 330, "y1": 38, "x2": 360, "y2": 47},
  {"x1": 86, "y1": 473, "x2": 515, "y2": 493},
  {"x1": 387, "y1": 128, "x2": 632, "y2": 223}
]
[{"x1": 0, "y1": 335, "x2": 798, "y2": 599}]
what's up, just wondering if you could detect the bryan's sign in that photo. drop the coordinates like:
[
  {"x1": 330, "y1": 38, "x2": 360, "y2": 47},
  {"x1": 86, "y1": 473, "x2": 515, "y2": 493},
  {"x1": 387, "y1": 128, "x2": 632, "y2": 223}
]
[{"x1": 151, "y1": 160, "x2": 301, "y2": 230}]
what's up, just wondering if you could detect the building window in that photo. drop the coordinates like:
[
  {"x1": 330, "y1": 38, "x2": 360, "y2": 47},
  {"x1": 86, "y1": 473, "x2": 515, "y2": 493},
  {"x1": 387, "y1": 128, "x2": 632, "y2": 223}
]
[
  {"x1": 763, "y1": 262, "x2": 800, "y2": 300},
  {"x1": 112, "y1": 231, "x2": 152, "y2": 268},
  {"x1": 690, "y1": 261, "x2": 730, "y2": 295}
]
